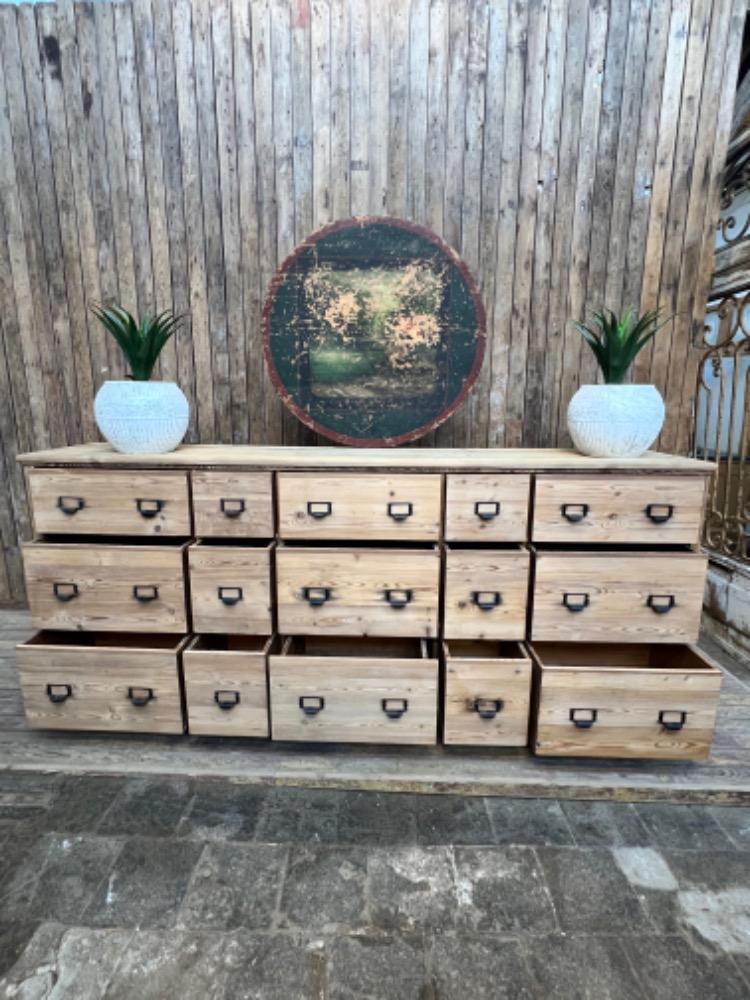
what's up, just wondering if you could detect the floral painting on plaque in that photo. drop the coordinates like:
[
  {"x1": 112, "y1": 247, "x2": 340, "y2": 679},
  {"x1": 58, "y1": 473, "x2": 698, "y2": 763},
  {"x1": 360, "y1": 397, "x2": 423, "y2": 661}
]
[{"x1": 262, "y1": 217, "x2": 486, "y2": 447}]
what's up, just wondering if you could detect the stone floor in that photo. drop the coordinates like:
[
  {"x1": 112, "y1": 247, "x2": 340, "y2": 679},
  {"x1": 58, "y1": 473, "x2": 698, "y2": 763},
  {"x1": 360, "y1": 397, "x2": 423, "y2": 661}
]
[{"x1": 0, "y1": 774, "x2": 748, "y2": 998}]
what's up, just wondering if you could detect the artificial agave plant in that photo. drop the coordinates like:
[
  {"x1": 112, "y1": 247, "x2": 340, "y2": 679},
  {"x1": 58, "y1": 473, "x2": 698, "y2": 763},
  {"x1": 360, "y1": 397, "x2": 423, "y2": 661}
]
[
  {"x1": 573, "y1": 308, "x2": 671, "y2": 385},
  {"x1": 91, "y1": 304, "x2": 183, "y2": 381}
]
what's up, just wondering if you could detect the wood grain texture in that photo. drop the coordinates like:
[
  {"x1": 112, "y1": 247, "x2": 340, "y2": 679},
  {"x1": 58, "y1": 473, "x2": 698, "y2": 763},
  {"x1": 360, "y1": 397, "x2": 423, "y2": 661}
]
[
  {"x1": 191, "y1": 471, "x2": 274, "y2": 538},
  {"x1": 444, "y1": 474, "x2": 530, "y2": 542},
  {"x1": 187, "y1": 540, "x2": 273, "y2": 634},
  {"x1": 0, "y1": 0, "x2": 740, "y2": 605},
  {"x1": 443, "y1": 546, "x2": 530, "y2": 640},
  {"x1": 183, "y1": 635, "x2": 271, "y2": 738}
]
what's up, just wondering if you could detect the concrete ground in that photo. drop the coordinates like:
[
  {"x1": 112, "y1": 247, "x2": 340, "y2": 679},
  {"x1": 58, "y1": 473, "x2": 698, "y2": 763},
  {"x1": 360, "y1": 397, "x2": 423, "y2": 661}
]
[{"x1": 0, "y1": 774, "x2": 748, "y2": 999}]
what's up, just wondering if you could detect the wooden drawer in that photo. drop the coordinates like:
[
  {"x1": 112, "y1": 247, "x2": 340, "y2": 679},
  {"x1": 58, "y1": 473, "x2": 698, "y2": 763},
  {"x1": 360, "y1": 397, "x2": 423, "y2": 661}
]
[
  {"x1": 444, "y1": 545, "x2": 529, "y2": 640},
  {"x1": 445, "y1": 474, "x2": 530, "y2": 541},
  {"x1": 27, "y1": 469, "x2": 191, "y2": 536},
  {"x1": 269, "y1": 636, "x2": 438, "y2": 744},
  {"x1": 191, "y1": 471, "x2": 274, "y2": 538},
  {"x1": 16, "y1": 631, "x2": 186, "y2": 733},
  {"x1": 277, "y1": 473, "x2": 442, "y2": 540},
  {"x1": 188, "y1": 541, "x2": 273, "y2": 634},
  {"x1": 531, "y1": 642, "x2": 722, "y2": 760},
  {"x1": 23, "y1": 540, "x2": 189, "y2": 633},
  {"x1": 183, "y1": 635, "x2": 273, "y2": 737},
  {"x1": 532, "y1": 475, "x2": 705, "y2": 544},
  {"x1": 531, "y1": 549, "x2": 707, "y2": 643},
  {"x1": 443, "y1": 640, "x2": 532, "y2": 747},
  {"x1": 276, "y1": 545, "x2": 440, "y2": 637}
]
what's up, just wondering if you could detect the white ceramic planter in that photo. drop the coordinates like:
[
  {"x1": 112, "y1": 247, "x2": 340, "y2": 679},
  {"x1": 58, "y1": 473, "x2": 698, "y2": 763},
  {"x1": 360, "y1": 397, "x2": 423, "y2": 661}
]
[
  {"x1": 567, "y1": 384, "x2": 665, "y2": 458},
  {"x1": 94, "y1": 381, "x2": 189, "y2": 454}
]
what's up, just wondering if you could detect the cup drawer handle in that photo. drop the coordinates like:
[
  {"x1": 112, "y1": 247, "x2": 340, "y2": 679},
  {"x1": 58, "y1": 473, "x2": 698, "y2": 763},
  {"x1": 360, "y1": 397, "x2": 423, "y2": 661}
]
[
  {"x1": 570, "y1": 708, "x2": 597, "y2": 729},
  {"x1": 53, "y1": 582, "x2": 79, "y2": 603},
  {"x1": 133, "y1": 585, "x2": 159, "y2": 603},
  {"x1": 300, "y1": 695, "x2": 325, "y2": 716},
  {"x1": 471, "y1": 591, "x2": 502, "y2": 611},
  {"x1": 562, "y1": 592, "x2": 589, "y2": 613},
  {"x1": 645, "y1": 503, "x2": 674, "y2": 524},
  {"x1": 385, "y1": 589, "x2": 413, "y2": 609},
  {"x1": 128, "y1": 686, "x2": 154, "y2": 707},
  {"x1": 57, "y1": 495, "x2": 85, "y2": 515},
  {"x1": 215, "y1": 690, "x2": 241, "y2": 711},
  {"x1": 387, "y1": 501, "x2": 413, "y2": 522},
  {"x1": 302, "y1": 586, "x2": 332, "y2": 606},
  {"x1": 474, "y1": 501, "x2": 500, "y2": 521},
  {"x1": 307, "y1": 501, "x2": 332, "y2": 519},
  {"x1": 561, "y1": 503, "x2": 589, "y2": 523},
  {"x1": 382, "y1": 698, "x2": 408, "y2": 720},
  {"x1": 218, "y1": 586, "x2": 243, "y2": 606},
  {"x1": 473, "y1": 697, "x2": 504, "y2": 720},
  {"x1": 647, "y1": 594, "x2": 675, "y2": 615},
  {"x1": 659, "y1": 709, "x2": 687, "y2": 732},
  {"x1": 220, "y1": 498, "x2": 246, "y2": 518},
  {"x1": 136, "y1": 498, "x2": 165, "y2": 518},
  {"x1": 46, "y1": 683, "x2": 72, "y2": 704}
]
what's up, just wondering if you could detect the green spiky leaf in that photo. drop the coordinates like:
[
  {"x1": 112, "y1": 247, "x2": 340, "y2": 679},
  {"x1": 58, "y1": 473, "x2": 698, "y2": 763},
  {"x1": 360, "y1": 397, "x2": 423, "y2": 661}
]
[
  {"x1": 91, "y1": 304, "x2": 184, "y2": 380},
  {"x1": 573, "y1": 308, "x2": 671, "y2": 383}
]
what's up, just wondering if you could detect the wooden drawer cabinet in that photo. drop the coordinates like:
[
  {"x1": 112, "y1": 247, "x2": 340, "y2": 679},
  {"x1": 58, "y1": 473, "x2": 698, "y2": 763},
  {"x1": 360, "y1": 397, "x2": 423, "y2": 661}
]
[
  {"x1": 16, "y1": 631, "x2": 186, "y2": 733},
  {"x1": 277, "y1": 473, "x2": 442, "y2": 540},
  {"x1": 188, "y1": 541, "x2": 273, "y2": 634},
  {"x1": 532, "y1": 475, "x2": 705, "y2": 544},
  {"x1": 444, "y1": 545, "x2": 530, "y2": 639},
  {"x1": 532, "y1": 549, "x2": 707, "y2": 644},
  {"x1": 183, "y1": 635, "x2": 273, "y2": 737},
  {"x1": 443, "y1": 640, "x2": 531, "y2": 746},
  {"x1": 23, "y1": 541, "x2": 189, "y2": 633},
  {"x1": 269, "y1": 636, "x2": 438, "y2": 744},
  {"x1": 445, "y1": 474, "x2": 530, "y2": 541},
  {"x1": 28, "y1": 469, "x2": 191, "y2": 536},
  {"x1": 191, "y1": 471, "x2": 273, "y2": 538},
  {"x1": 276, "y1": 544, "x2": 440, "y2": 637},
  {"x1": 531, "y1": 642, "x2": 722, "y2": 760}
]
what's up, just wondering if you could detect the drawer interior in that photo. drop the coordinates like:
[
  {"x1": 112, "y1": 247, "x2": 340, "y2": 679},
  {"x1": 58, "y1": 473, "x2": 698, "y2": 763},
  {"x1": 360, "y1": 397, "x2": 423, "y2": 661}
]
[
  {"x1": 281, "y1": 636, "x2": 430, "y2": 659},
  {"x1": 445, "y1": 640, "x2": 528, "y2": 660},
  {"x1": 27, "y1": 535, "x2": 190, "y2": 548},
  {"x1": 191, "y1": 539, "x2": 273, "y2": 550},
  {"x1": 531, "y1": 642, "x2": 719, "y2": 672},
  {"x1": 21, "y1": 630, "x2": 185, "y2": 651},
  {"x1": 187, "y1": 634, "x2": 273, "y2": 653}
]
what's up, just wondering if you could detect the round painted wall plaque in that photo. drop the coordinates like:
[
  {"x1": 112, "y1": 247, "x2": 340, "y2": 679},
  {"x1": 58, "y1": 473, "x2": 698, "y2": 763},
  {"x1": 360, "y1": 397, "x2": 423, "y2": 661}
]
[{"x1": 262, "y1": 217, "x2": 486, "y2": 447}]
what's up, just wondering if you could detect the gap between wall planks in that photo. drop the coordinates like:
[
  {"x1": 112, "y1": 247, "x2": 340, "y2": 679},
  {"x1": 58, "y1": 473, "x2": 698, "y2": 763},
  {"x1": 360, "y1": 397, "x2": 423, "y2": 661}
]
[{"x1": 0, "y1": 0, "x2": 743, "y2": 605}]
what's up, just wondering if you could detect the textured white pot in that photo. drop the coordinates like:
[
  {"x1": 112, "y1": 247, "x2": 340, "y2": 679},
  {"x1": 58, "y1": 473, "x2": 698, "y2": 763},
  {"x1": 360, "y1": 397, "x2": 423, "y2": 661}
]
[
  {"x1": 94, "y1": 380, "x2": 189, "y2": 454},
  {"x1": 567, "y1": 384, "x2": 665, "y2": 458}
]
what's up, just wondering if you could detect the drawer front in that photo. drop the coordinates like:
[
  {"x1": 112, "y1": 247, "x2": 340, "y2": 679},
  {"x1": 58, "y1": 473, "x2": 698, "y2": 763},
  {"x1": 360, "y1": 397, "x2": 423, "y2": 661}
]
[
  {"x1": 28, "y1": 469, "x2": 191, "y2": 536},
  {"x1": 444, "y1": 642, "x2": 532, "y2": 746},
  {"x1": 276, "y1": 547, "x2": 440, "y2": 637},
  {"x1": 444, "y1": 547, "x2": 529, "y2": 640},
  {"x1": 192, "y1": 471, "x2": 274, "y2": 538},
  {"x1": 445, "y1": 474, "x2": 530, "y2": 542},
  {"x1": 23, "y1": 543, "x2": 188, "y2": 632},
  {"x1": 277, "y1": 473, "x2": 442, "y2": 540},
  {"x1": 532, "y1": 475, "x2": 705, "y2": 544},
  {"x1": 269, "y1": 651, "x2": 438, "y2": 745},
  {"x1": 188, "y1": 544, "x2": 272, "y2": 634},
  {"x1": 17, "y1": 639, "x2": 184, "y2": 733},
  {"x1": 532, "y1": 551, "x2": 706, "y2": 643},
  {"x1": 183, "y1": 643, "x2": 270, "y2": 737}
]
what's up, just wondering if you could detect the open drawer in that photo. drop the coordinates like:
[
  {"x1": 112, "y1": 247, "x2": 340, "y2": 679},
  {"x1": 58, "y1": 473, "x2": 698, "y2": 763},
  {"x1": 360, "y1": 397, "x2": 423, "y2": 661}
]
[
  {"x1": 530, "y1": 642, "x2": 722, "y2": 760},
  {"x1": 269, "y1": 636, "x2": 438, "y2": 745},
  {"x1": 16, "y1": 631, "x2": 187, "y2": 734}
]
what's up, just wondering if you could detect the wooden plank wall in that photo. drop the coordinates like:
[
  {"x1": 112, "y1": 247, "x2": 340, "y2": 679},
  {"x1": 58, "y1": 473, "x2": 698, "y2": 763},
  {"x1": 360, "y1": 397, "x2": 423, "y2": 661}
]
[{"x1": 0, "y1": 0, "x2": 744, "y2": 605}]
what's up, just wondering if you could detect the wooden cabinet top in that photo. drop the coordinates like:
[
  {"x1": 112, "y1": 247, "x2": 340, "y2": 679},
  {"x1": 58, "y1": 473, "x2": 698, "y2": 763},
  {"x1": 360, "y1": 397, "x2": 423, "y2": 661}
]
[{"x1": 17, "y1": 443, "x2": 715, "y2": 475}]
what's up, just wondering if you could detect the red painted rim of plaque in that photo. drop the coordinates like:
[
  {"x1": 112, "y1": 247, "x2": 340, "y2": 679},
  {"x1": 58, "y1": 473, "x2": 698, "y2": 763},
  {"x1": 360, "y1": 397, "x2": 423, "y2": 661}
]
[{"x1": 261, "y1": 216, "x2": 487, "y2": 448}]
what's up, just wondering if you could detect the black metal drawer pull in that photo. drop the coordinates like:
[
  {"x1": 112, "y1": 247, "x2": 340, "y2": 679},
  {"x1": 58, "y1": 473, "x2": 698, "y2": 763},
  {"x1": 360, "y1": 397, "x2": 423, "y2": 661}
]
[
  {"x1": 562, "y1": 592, "x2": 589, "y2": 612},
  {"x1": 218, "y1": 586, "x2": 243, "y2": 606},
  {"x1": 472, "y1": 591, "x2": 502, "y2": 611},
  {"x1": 307, "y1": 501, "x2": 332, "y2": 519},
  {"x1": 128, "y1": 686, "x2": 154, "y2": 707},
  {"x1": 133, "y1": 585, "x2": 159, "y2": 603},
  {"x1": 53, "y1": 582, "x2": 79, "y2": 602},
  {"x1": 382, "y1": 698, "x2": 408, "y2": 719},
  {"x1": 385, "y1": 589, "x2": 413, "y2": 608},
  {"x1": 387, "y1": 501, "x2": 413, "y2": 521},
  {"x1": 136, "y1": 498, "x2": 165, "y2": 518},
  {"x1": 57, "y1": 495, "x2": 85, "y2": 515},
  {"x1": 475, "y1": 501, "x2": 500, "y2": 521},
  {"x1": 473, "y1": 697, "x2": 504, "y2": 720},
  {"x1": 645, "y1": 503, "x2": 674, "y2": 524},
  {"x1": 46, "y1": 683, "x2": 72, "y2": 704},
  {"x1": 215, "y1": 690, "x2": 240, "y2": 711},
  {"x1": 220, "y1": 498, "x2": 246, "y2": 518},
  {"x1": 300, "y1": 695, "x2": 325, "y2": 716},
  {"x1": 659, "y1": 709, "x2": 687, "y2": 732},
  {"x1": 570, "y1": 708, "x2": 597, "y2": 729},
  {"x1": 647, "y1": 594, "x2": 675, "y2": 615},
  {"x1": 302, "y1": 586, "x2": 331, "y2": 606},
  {"x1": 561, "y1": 503, "x2": 589, "y2": 523}
]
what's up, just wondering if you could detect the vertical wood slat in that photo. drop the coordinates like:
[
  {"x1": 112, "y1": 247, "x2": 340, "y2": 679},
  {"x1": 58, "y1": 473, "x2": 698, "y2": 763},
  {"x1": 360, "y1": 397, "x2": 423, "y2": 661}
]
[{"x1": 0, "y1": 0, "x2": 743, "y2": 604}]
